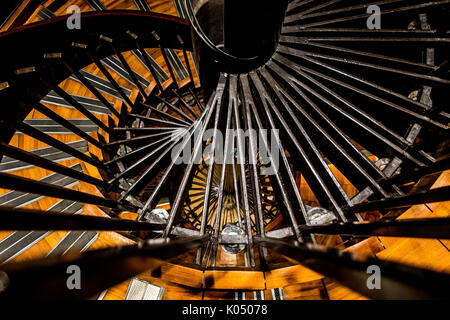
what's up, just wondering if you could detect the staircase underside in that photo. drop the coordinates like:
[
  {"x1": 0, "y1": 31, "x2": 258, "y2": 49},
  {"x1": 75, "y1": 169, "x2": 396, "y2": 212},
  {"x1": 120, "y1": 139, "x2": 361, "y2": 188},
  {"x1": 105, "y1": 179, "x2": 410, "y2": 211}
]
[{"x1": 0, "y1": 0, "x2": 449, "y2": 300}]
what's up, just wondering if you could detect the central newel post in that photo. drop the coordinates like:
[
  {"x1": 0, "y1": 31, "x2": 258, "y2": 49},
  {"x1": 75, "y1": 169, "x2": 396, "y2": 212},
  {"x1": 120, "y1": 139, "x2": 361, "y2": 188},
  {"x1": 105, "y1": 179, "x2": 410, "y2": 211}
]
[
  {"x1": 185, "y1": 0, "x2": 288, "y2": 100},
  {"x1": 223, "y1": 0, "x2": 288, "y2": 61}
]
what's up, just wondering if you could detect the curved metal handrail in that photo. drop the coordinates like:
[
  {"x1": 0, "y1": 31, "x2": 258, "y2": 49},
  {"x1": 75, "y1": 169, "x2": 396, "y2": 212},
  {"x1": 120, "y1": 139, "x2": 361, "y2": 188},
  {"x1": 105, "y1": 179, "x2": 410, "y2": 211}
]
[{"x1": 0, "y1": 10, "x2": 192, "y2": 144}]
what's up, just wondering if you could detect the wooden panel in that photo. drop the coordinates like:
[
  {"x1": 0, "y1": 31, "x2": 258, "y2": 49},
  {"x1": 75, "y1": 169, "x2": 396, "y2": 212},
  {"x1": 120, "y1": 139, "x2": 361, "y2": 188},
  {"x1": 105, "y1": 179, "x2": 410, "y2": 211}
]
[
  {"x1": 298, "y1": 164, "x2": 359, "y2": 207},
  {"x1": 0, "y1": 231, "x2": 14, "y2": 242},
  {"x1": 162, "y1": 285, "x2": 203, "y2": 300},
  {"x1": 425, "y1": 170, "x2": 450, "y2": 217},
  {"x1": 203, "y1": 270, "x2": 265, "y2": 290},
  {"x1": 5, "y1": 230, "x2": 68, "y2": 263},
  {"x1": 376, "y1": 238, "x2": 450, "y2": 274},
  {"x1": 118, "y1": 212, "x2": 139, "y2": 220},
  {"x1": 345, "y1": 237, "x2": 385, "y2": 258},
  {"x1": 0, "y1": 158, "x2": 81, "y2": 189},
  {"x1": 282, "y1": 280, "x2": 328, "y2": 300},
  {"x1": 203, "y1": 290, "x2": 236, "y2": 300},
  {"x1": 329, "y1": 165, "x2": 359, "y2": 199},
  {"x1": 324, "y1": 279, "x2": 368, "y2": 300},
  {"x1": 0, "y1": 0, "x2": 32, "y2": 32},
  {"x1": 375, "y1": 170, "x2": 450, "y2": 274},
  {"x1": 103, "y1": 279, "x2": 130, "y2": 300},
  {"x1": 265, "y1": 264, "x2": 323, "y2": 289}
]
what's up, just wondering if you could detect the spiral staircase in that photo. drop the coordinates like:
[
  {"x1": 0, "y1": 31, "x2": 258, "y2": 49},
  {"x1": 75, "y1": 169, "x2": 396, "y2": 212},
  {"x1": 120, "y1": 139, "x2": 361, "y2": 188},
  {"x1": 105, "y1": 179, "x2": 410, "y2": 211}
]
[{"x1": 0, "y1": 0, "x2": 449, "y2": 300}]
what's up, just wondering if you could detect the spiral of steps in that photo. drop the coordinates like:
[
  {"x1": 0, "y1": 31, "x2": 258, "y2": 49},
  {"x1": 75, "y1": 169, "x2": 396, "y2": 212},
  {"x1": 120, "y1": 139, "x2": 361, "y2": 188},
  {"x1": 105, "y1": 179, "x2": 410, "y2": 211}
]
[{"x1": 0, "y1": 0, "x2": 449, "y2": 300}]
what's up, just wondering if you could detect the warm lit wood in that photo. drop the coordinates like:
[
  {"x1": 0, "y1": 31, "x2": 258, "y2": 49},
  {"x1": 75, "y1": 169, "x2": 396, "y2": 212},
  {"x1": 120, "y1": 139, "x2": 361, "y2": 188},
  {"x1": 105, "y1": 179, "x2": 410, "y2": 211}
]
[
  {"x1": 265, "y1": 264, "x2": 323, "y2": 289},
  {"x1": 203, "y1": 269, "x2": 266, "y2": 290}
]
